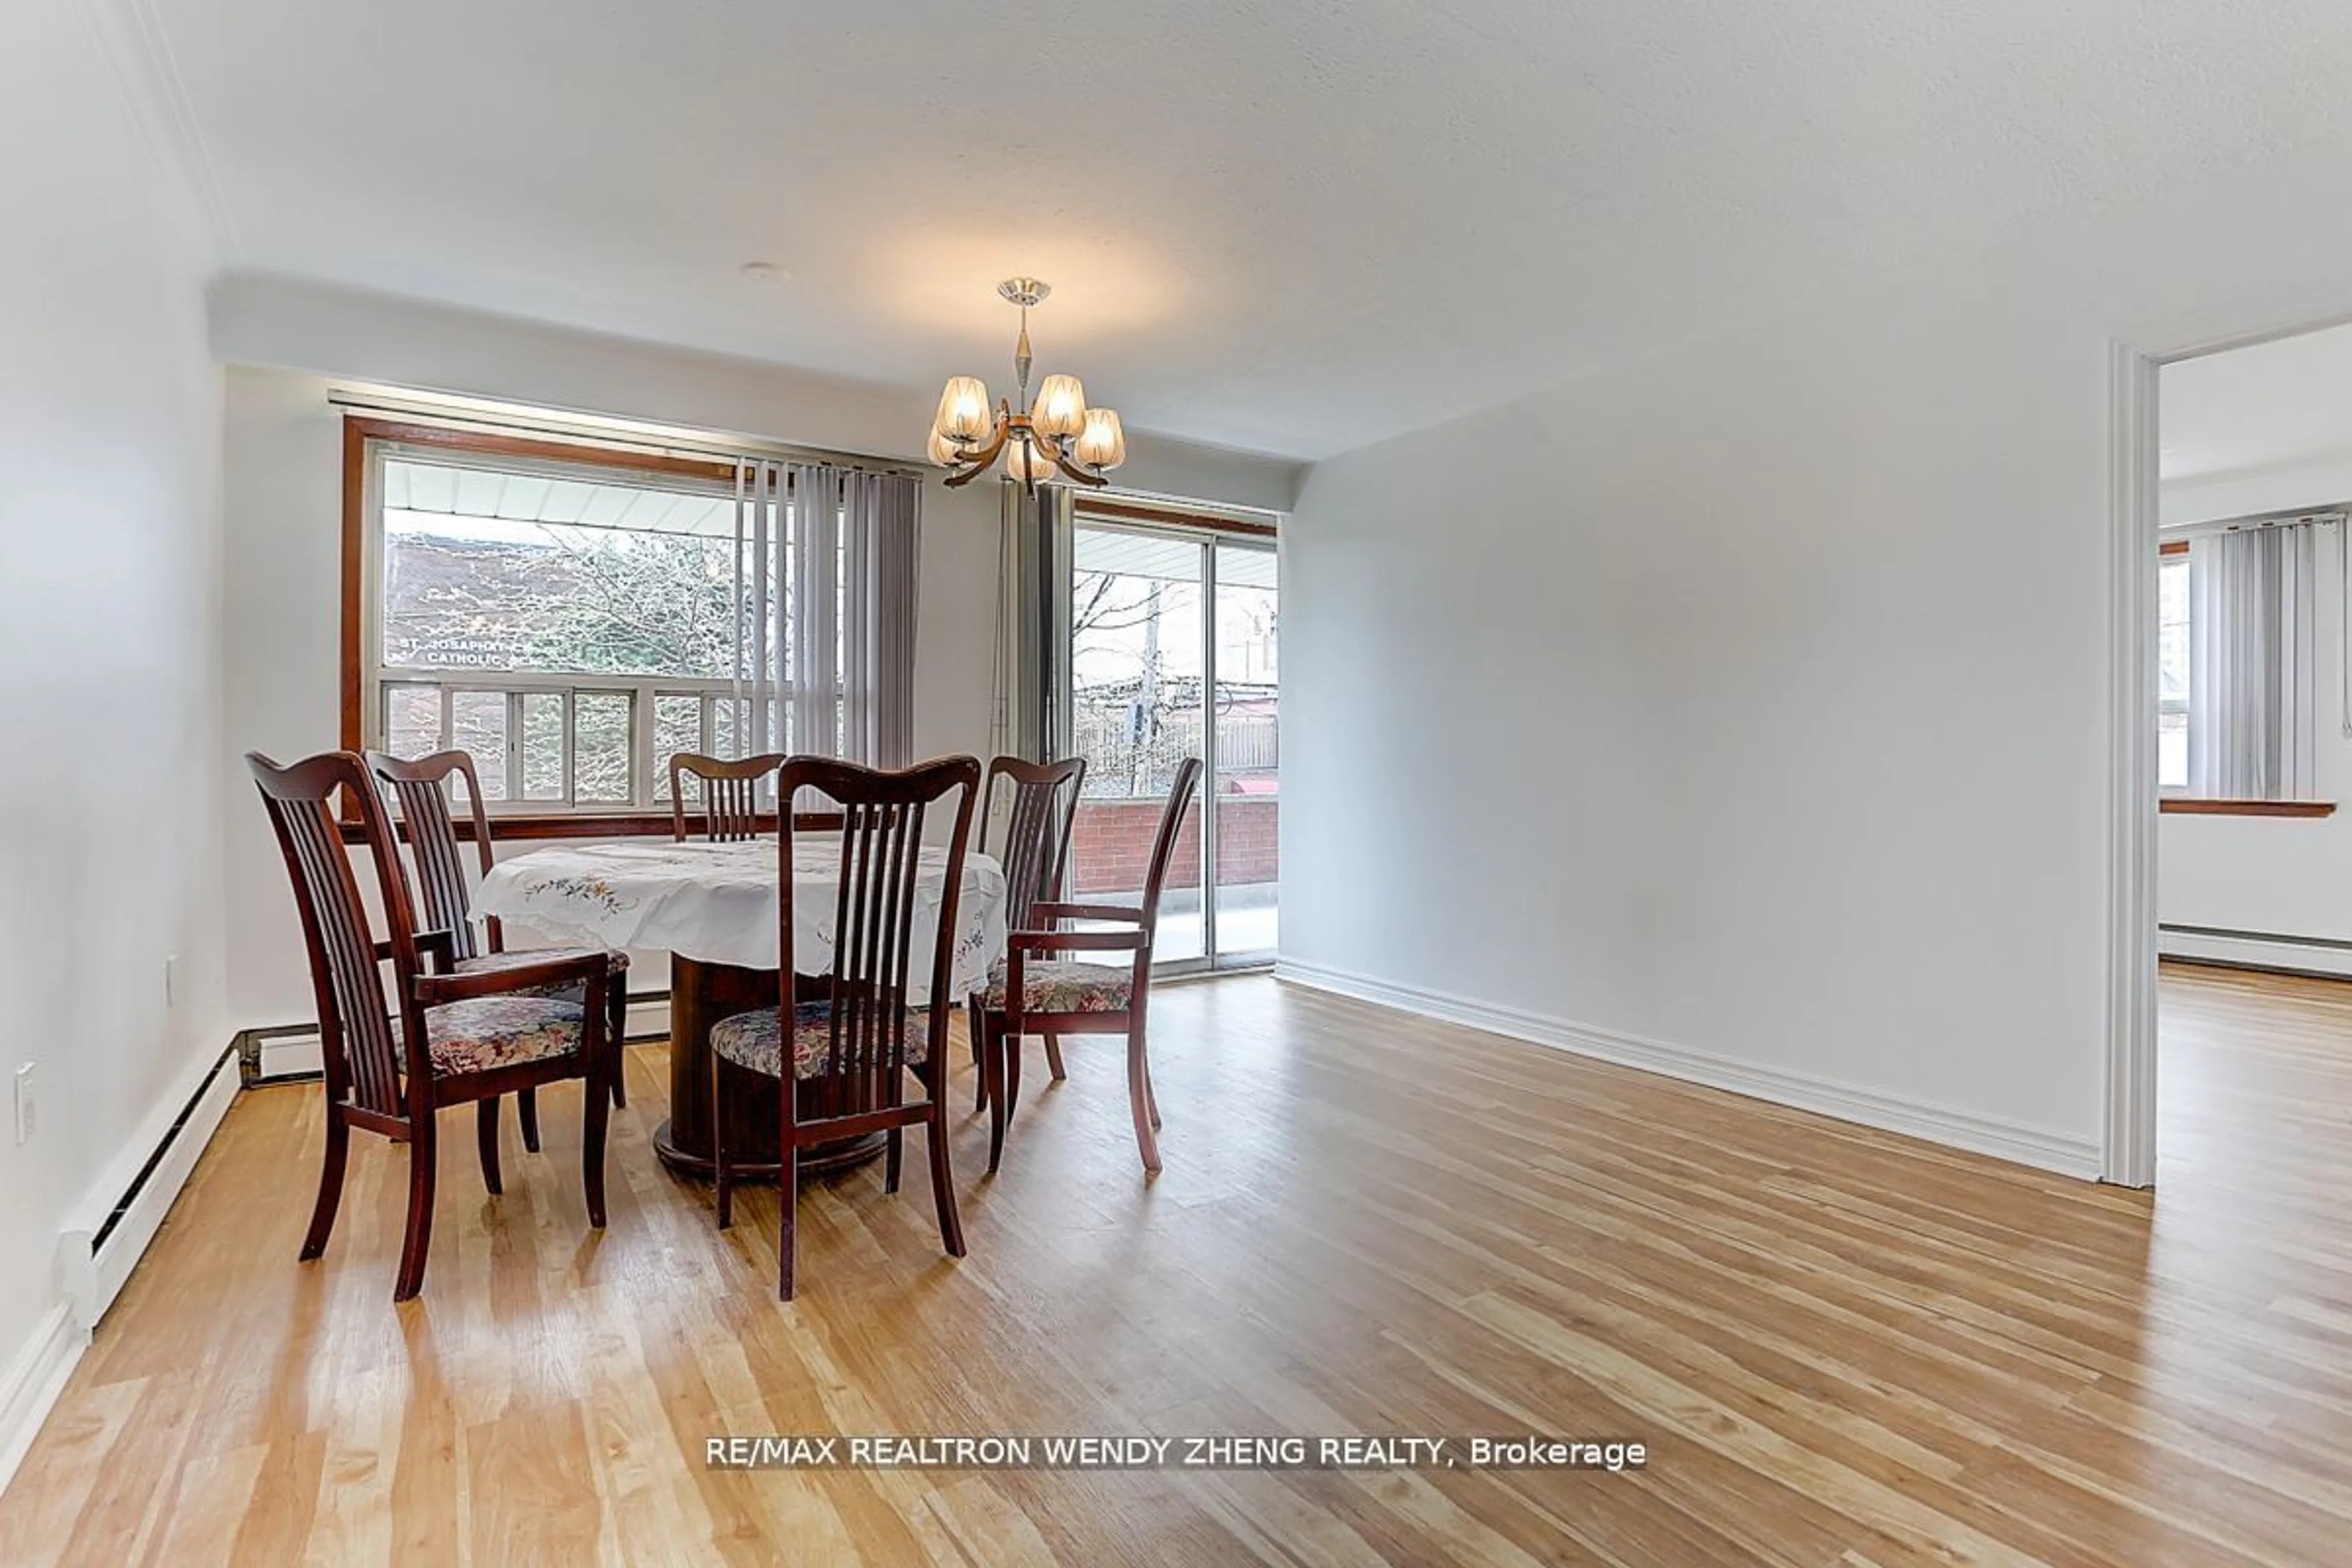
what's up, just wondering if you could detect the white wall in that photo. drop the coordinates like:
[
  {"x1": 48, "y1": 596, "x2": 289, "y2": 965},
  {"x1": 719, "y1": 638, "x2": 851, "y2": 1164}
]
[
  {"x1": 0, "y1": 0, "x2": 227, "y2": 1459},
  {"x1": 1283, "y1": 132, "x2": 2352, "y2": 1176},
  {"x1": 216, "y1": 296, "x2": 1301, "y2": 1031},
  {"x1": 2158, "y1": 453, "x2": 2352, "y2": 970}
]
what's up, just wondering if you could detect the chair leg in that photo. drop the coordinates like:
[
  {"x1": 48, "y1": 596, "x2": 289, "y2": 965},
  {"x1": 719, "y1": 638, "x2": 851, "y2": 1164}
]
[
  {"x1": 927, "y1": 1102, "x2": 966, "y2": 1259},
  {"x1": 777, "y1": 1146, "x2": 799, "y2": 1301},
  {"x1": 608, "y1": 984, "x2": 628, "y2": 1109},
  {"x1": 475, "y1": 1098, "x2": 503, "y2": 1196},
  {"x1": 518, "y1": 1087, "x2": 541, "y2": 1153},
  {"x1": 713, "y1": 1059, "x2": 734, "y2": 1231},
  {"x1": 1005, "y1": 1030, "x2": 1025, "y2": 1119},
  {"x1": 970, "y1": 1000, "x2": 989, "y2": 1113},
  {"x1": 1126, "y1": 1022, "x2": 1162, "y2": 1175},
  {"x1": 884, "y1": 1128, "x2": 903, "y2": 1194},
  {"x1": 1144, "y1": 1057, "x2": 1161, "y2": 1129},
  {"x1": 985, "y1": 1016, "x2": 1009, "y2": 1175},
  {"x1": 582, "y1": 1063, "x2": 611, "y2": 1231},
  {"x1": 1042, "y1": 1031, "x2": 1066, "y2": 1082},
  {"x1": 299, "y1": 1106, "x2": 350, "y2": 1262},
  {"x1": 394, "y1": 1113, "x2": 439, "y2": 1301}
]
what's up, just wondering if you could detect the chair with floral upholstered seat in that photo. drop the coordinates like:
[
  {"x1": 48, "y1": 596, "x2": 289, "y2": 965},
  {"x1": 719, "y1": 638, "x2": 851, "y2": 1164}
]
[
  {"x1": 964, "y1": 755, "x2": 1087, "y2": 1118},
  {"x1": 366, "y1": 749, "x2": 631, "y2": 1166},
  {"x1": 977, "y1": 757, "x2": 1201, "y2": 1175},
  {"x1": 250, "y1": 750, "x2": 621, "y2": 1302},
  {"x1": 707, "y1": 754, "x2": 980, "y2": 1300}
]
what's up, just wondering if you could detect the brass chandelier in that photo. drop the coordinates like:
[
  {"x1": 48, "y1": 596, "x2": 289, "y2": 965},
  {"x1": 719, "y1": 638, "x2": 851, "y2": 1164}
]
[{"x1": 929, "y1": 278, "x2": 1126, "y2": 492}]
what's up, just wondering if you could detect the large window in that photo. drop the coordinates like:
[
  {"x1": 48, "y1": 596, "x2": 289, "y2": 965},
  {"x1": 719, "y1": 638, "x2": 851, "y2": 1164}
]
[{"x1": 348, "y1": 419, "x2": 910, "y2": 820}]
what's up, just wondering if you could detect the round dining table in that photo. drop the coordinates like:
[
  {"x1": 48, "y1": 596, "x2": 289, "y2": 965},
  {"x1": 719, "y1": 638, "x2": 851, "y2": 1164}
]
[{"x1": 476, "y1": 837, "x2": 1007, "y2": 1178}]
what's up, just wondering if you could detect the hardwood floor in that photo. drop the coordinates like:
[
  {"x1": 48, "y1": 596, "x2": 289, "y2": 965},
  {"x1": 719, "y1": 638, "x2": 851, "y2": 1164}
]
[{"x1": 3, "y1": 966, "x2": 2350, "y2": 1565}]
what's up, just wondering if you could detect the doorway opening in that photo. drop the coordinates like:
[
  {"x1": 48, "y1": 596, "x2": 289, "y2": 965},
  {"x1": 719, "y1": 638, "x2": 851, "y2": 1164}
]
[{"x1": 2128, "y1": 317, "x2": 2352, "y2": 1186}]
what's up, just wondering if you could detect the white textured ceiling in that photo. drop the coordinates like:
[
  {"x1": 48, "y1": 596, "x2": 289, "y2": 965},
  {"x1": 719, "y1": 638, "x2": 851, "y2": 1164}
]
[{"x1": 150, "y1": 0, "x2": 2352, "y2": 459}]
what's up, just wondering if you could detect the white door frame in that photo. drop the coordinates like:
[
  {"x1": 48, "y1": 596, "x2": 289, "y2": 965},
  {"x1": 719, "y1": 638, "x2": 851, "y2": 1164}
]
[{"x1": 2103, "y1": 297, "x2": 2352, "y2": 1186}]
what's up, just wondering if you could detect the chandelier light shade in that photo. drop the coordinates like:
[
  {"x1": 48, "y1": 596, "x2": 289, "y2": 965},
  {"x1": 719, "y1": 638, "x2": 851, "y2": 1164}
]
[
  {"x1": 1003, "y1": 438, "x2": 1057, "y2": 486},
  {"x1": 1075, "y1": 407, "x2": 1126, "y2": 470},
  {"x1": 1034, "y1": 374, "x2": 1088, "y2": 439},
  {"x1": 928, "y1": 278, "x2": 1128, "y2": 492},
  {"x1": 935, "y1": 376, "x2": 993, "y2": 443}
]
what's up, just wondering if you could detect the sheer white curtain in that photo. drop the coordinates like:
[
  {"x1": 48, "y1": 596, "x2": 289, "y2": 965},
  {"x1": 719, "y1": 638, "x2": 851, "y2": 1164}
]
[
  {"x1": 731, "y1": 460, "x2": 921, "y2": 772},
  {"x1": 2187, "y1": 523, "x2": 2318, "y2": 800}
]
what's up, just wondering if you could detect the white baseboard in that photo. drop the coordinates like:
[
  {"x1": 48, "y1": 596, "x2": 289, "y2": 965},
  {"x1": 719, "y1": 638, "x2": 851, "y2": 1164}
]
[
  {"x1": 2159, "y1": 925, "x2": 2352, "y2": 979},
  {"x1": 1274, "y1": 959, "x2": 2102, "y2": 1181},
  {"x1": 0, "y1": 1305, "x2": 89, "y2": 1502}
]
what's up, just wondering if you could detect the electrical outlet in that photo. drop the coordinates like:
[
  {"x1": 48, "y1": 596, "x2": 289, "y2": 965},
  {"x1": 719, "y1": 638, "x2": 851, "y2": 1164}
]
[
  {"x1": 164, "y1": 954, "x2": 179, "y2": 1008},
  {"x1": 13, "y1": 1064, "x2": 34, "y2": 1146}
]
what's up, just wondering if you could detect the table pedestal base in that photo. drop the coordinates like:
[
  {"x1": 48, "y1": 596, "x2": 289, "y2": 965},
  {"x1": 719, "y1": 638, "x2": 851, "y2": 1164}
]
[
  {"x1": 655, "y1": 953, "x2": 889, "y2": 1183},
  {"x1": 651, "y1": 1119, "x2": 887, "y2": 1179}
]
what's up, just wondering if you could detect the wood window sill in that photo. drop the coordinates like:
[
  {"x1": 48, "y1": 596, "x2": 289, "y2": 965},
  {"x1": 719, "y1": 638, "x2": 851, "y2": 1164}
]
[{"x1": 2159, "y1": 798, "x2": 2337, "y2": 818}]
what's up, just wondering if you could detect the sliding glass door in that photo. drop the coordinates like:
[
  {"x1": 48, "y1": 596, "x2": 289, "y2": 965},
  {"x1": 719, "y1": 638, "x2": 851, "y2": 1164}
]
[
  {"x1": 1063, "y1": 519, "x2": 1278, "y2": 971},
  {"x1": 1209, "y1": 541, "x2": 1279, "y2": 961}
]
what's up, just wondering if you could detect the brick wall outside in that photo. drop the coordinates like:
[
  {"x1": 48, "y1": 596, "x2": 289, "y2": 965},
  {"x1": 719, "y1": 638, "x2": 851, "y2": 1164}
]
[{"x1": 1071, "y1": 794, "x2": 1279, "y2": 895}]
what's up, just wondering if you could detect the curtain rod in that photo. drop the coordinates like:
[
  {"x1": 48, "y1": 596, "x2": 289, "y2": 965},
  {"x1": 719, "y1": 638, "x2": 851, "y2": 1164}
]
[
  {"x1": 2162, "y1": 507, "x2": 2346, "y2": 538},
  {"x1": 326, "y1": 386, "x2": 926, "y2": 480}
]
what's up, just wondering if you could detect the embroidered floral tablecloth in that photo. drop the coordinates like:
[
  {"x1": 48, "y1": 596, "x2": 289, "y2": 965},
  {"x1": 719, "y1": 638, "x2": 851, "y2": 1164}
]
[{"x1": 477, "y1": 839, "x2": 1006, "y2": 1003}]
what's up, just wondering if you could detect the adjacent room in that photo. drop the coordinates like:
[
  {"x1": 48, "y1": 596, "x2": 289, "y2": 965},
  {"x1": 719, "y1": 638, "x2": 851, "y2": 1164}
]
[
  {"x1": 2150, "y1": 325, "x2": 2352, "y2": 1317},
  {"x1": 6, "y1": 2, "x2": 2352, "y2": 1562}
]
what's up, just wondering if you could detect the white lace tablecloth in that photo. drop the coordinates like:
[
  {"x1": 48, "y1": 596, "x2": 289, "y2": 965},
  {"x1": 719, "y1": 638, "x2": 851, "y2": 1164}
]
[{"x1": 476, "y1": 839, "x2": 1006, "y2": 1003}]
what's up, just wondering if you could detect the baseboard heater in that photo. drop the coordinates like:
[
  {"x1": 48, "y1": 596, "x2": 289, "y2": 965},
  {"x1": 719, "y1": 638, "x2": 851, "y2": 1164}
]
[
  {"x1": 2159, "y1": 922, "x2": 2352, "y2": 980},
  {"x1": 241, "y1": 993, "x2": 674, "y2": 1085},
  {"x1": 59, "y1": 1044, "x2": 241, "y2": 1332}
]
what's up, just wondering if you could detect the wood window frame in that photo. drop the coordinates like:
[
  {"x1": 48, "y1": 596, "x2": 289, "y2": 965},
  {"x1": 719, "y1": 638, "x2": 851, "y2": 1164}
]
[
  {"x1": 340, "y1": 416, "x2": 756, "y2": 839},
  {"x1": 1076, "y1": 496, "x2": 1278, "y2": 540},
  {"x1": 2158, "y1": 798, "x2": 2335, "y2": 818}
]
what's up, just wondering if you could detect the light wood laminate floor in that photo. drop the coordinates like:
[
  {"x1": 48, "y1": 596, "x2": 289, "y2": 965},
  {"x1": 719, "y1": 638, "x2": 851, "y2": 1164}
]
[{"x1": 3, "y1": 967, "x2": 2350, "y2": 1566}]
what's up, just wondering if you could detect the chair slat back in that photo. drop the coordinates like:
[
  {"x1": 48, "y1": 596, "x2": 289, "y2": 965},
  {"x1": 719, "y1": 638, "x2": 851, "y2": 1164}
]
[
  {"x1": 1138, "y1": 758, "x2": 1207, "y2": 937},
  {"x1": 982, "y1": 755, "x2": 1086, "y2": 936},
  {"x1": 671, "y1": 752, "x2": 785, "y2": 842},
  {"x1": 247, "y1": 751, "x2": 425, "y2": 1118},
  {"x1": 366, "y1": 749, "x2": 494, "y2": 960},
  {"x1": 780, "y1": 756, "x2": 979, "y2": 1126}
]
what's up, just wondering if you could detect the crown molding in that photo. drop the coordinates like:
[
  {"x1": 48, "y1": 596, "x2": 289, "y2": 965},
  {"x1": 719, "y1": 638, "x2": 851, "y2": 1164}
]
[{"x1": 82, "y1": 0, "x2": 239, "y2": 267}]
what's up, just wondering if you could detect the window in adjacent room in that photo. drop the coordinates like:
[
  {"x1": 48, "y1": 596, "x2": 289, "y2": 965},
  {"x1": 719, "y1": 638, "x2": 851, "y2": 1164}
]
[
  {"x1": 2158, "y1": 543, "x2": 2190, "y2": 791},
  {"x1": 2157, "y1": 518, "x2": 2328, "y2": 804}
]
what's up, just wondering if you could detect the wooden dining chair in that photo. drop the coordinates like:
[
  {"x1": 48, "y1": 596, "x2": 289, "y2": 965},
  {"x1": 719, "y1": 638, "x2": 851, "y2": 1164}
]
[
  {"x1": 365, "y1": 749, "x2": 633, "y2": 1145},
  {"x1": 978, "y1": 756, "x2": 1202, "y2": 1175},
  {"x1": 669, "y1": 752, "x2": 786, "y2": 842},
  {"x1": 967, "y1": 755, "x2": 1087, "y2": 1114},
  {"x1": 249, "y1": 750, "x2": 620, "y2": 1301},
  {"x1": 707, "y1": 755, "x2": 981, "y2": 1300}
]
